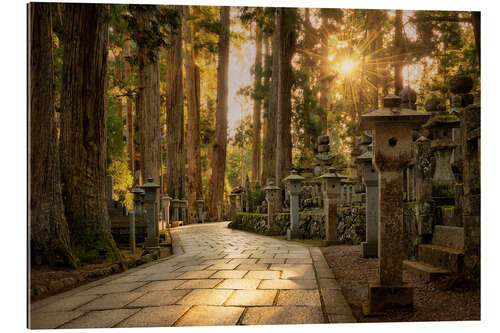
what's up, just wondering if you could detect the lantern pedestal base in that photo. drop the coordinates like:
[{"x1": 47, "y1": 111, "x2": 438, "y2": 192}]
[
  {"x1": 286, "y1": 228, "x2": 302, "y2": 240},
  {"x1": 362, "y1": 280, "x2": 413, "y2": 316},
  {"x1": 361, "y1": 242, "x2": 378, "y2": 258},
  {"x1": 321, "y1": 240, "x2": 343, "y2": 246},
  {"x1": 144, "y1": 236, "x2": 159, "y2": 249}
]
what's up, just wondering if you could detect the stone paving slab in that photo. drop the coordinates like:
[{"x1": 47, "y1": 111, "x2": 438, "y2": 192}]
[
  {"x1": 174, "y1": 305, "x2": 245, "y2": 326},
  {"x1": 116, "y1": 305, "x2": 190, "y2": 327},
  {"x1": 30, "y1": 222, "x2": 354, "y2": 327},
  {"x1": 60, "y1": 308, "x2": 140, "y2": 328},
  {"x1": 241, "y1": 306, "x2": 325, "y2": 325}
]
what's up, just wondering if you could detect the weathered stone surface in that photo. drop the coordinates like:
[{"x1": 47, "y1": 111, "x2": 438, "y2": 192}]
[
  {"x1": 225, "y1": 290, "x2": 277, "y2": 306},
  {"x1": 176, "y1": 289, "x2": 232, "y2": 305},
  {"x1": 216, "y1": 278, "x2": 261, "y2": 290},
  {"x1": 33, "y1": 294, "x2": 99, "y2": 313},
  {"x1": 175, "y1": 306, "x2": 245, "y2": 326},
  {"x1": 60, "y1": 308, "x2": 140, "y2": 328},
  {"x1": 78, "y1": 291, "x2": 146, "y2": 311},
  {"x1": 117, "y1": 305, "x2": 190, "y2": 327},
  {"x1": 277, "y1": 290, "x2": 321, "y2": 306},
  {"x1": 30, "y1": 311, "x2": 85, "y2": 329},
  {"x1": 241, "y1": 306, "x2": 324, "y2": 325},
  {"x1": 127, "y1": 290, "x2": 189, "y2": 307}
]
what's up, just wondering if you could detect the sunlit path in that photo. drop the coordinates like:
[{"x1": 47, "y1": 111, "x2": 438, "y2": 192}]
[{"x1": 30, "y1": 222, "x2": 355, "y2": 328}]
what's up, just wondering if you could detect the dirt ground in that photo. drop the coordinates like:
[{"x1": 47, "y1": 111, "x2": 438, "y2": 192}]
[{"x1": 321, "y1": 245, "x2": 480, "y2": 323}]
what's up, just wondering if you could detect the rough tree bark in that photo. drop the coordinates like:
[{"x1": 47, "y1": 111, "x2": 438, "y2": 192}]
[
  {"x1": 165, "y1": 5, "x2": 186, "y2": 201},
  {"x1": 319, "y1": 8, "x2": 330, "y2": 133},
  {"x1": 251, "y1": 23, "x2": 263, "y2": 186},
  {"x1": 136, "y1": 9, "x2": 161, "y2": 187},
  {"x1": 470, "y1": 11, "x2": 480, "y2": 68},
  {"x1": 394, "y1": 9, "x2": 404, "y2": 95},
  {"x1": 124, "y1": 37, "x2": 135, "y2": 176},
  {"x1": 262, "y1": 8, "x2": 280, "y2": 184},
  {"x1": 60, "y1": 3, "x2": 121, "y2": 262},
  {"x1": 275, "y1": 7, "x2": 296, "y2": 186},
  {"x1": 184, "y1": 5, "x2": 203, "y2": 223},
  {"x1": 209, "y1": 6, "x2": 230, "y2": 220},
  {"x1": 29, "y1": 2, "x2": 76, "y2": 267}
]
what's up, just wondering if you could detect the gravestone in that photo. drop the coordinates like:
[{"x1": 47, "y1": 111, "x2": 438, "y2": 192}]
[
  {"x1": 264, "y1": 179, "x2": 281, "y2": 236},
  {"x1": 196, "y1": 199, "x2": 204, "y2": 224},
  {"x1": 283, "y1": 170, "x2": 305, "y2": 240},
  {"x1": 360, "y1": 94, "x2": 430, "y2": 315},
  {"x1": 141, "y1": 177, "x2": 160, "y2": 249},
  {"x1": 129, "y1": 210, "x2": 136, "y2": 254},
  {"x1": 319, "y1": 167, "x2": 347, "y2": 246},
  {"x1": 357, "y1": 145, "x2": 379, "y2": 258}
]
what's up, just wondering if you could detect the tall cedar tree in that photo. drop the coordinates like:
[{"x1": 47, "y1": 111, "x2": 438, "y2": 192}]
[
  {"x1": 136, "y1": 8, "x2": 162, "y2": 187},
  {"x1": 124, "y1": 37, "x2": 135, "y2": 176},
  {"x1": 251, "y1": 23, "x2": 263, "y2": 185},
  {"x1": 29, "y1": 3, "x2": 76, "y2": 267},
  {"x1": 275, "y1": 8, "x2": 296, "y2": 186},
  {"x1": 209, "y1": 6, "x2": 230, "y2": 220},
  {"x1": 60, "y1": 3, "x2": 122, "y2": 262},
  {"x1": 184, "y1": 5, "x2": 203, "y2": 223},
  {"x1": 394, "y1": 10, "x2": 404, "y2": 95},
  {"x1": 165, "y1": 5, "x2": 186, "y2": 200},
  {"x1": 262, "y1": 8, "x2": 279, "y2": 184}
]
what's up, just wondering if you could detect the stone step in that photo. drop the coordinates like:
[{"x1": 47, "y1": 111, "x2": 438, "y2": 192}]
[
  {"x1": 418, "y1": 244, "x2": 463, "y2": 273},
  {"x1": 403, "y1": 260, "x2": 451, "y2": 282},
  {"x1": 432, "y1": 225, "x2": 464, "y2": 250}
]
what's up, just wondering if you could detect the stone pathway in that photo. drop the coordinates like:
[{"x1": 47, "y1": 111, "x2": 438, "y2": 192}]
[{"x1": 30, "y1": 222, "x2": 355, "y2": 328}]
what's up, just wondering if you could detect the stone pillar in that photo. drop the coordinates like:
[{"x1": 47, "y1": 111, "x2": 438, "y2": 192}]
[
  {"x1": 319, "y1": 167, "x2": 346, "y2": 246},
  {"x1": 196, "y1": 199, "x2": 204, "y2": 223},
  {"x1": 283, "y1": 170, "x2": 305, "y2": 240},
  {"x1": 179, "y1": 199, "x2": 187, "y2": 224},
  {"x1": 357, "y1": 147, "x2": 379, "y2": 258},
  {"x1": 106, "y1": 174, "x2": 114, "y2": 202},
  {"x1": 217, "y1": 201, "x2": 223, "y2": 221},
  {"x1": 264, "y1": 179, "x2": 281, "y2": 236},
  {"x1": 171, "y1": 198, "x2": 181, "y2": 222},
  {"x1": 131, "y1": 186, "x2": 145, "y2": 216},
  {"x1": 361, "y1": 94, "x2": 430, "y2": 315},
  {"x1": 229, "y1": 193, "x2": 237, "y2": 223},
  {"x1": 162, "y1": 196, "x2": 171, "y2": 229},
  {"x1": 129, "y1": 210, "x2": 136, "y2": 254},
  {"x1": 141, "y1": 177, "x2": 161, "y2": 249}
]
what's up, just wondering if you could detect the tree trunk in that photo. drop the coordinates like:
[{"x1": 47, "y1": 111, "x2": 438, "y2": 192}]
[
  {"x1": 60, "y1": 3, "x2": 121, "y2": 263},
  {"x1": 184, "y1": 6, "x2": 203, "y2": 224},
  {"x1": 471, "y1": 11, "x2": 480, "y2": 68},
  {"x1": 29, "y1": 2, "x2": 76, "y2": 267},
  {"x1": 124, "y1": 37, "x2": 135, "y2": 176},
  {"x1": 136, "y1": 9, "x2": 161, "y2": 186},
  {"x1": 209, "y1": 6, "x2": 230, "y2": 220},
  {"x1": 251, "y1": 23, "x2": 263, "y2": 187},
  {"x1": 262, "y1": 8, "x2": 280, "y2": 184},
  {"x1": 275, "y1": 7, "x2": 296, "y2": 186},
  {"x1": 394, "y1": 9, "x2": 404, "y2": 95},
  {"x1": 165, "y1": 5, "x2": 185, "y2": 200},
  {"x1": 319, "y1": 9, "x2": 329, "y2": 133}
]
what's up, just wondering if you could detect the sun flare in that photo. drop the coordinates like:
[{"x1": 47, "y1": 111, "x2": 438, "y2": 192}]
[{"x1": 340, "y1": 59, "x2": 355, "y2": 75}]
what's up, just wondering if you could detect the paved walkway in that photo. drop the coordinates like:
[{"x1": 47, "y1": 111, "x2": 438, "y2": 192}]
[{"x1": 30, "y1": 222, "x2": 355, "y2": 328}]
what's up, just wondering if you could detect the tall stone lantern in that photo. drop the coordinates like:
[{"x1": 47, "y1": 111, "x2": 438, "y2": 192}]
[
  {"x1": 264, "y1": 179, "x2": 282, "y2": 236},
  {"x1": 196, "y1": 199, "x2": 204, "y2": 224},
  {"x1": 283, "y1": 170, "x2": 305, "y2": 240},
  {"x1": 356, "y1": 145, "x2": 379, "y2": 258},
  {"x1": 131, "y1": 186, "x2": 145, "y2": 216},
  {"x1": 360, "y1": 94, "x2": 430, "y2": 315},
  {"x1": 319, "y1": 167, "x2": 347, "y2": 246},
  {"x1": 141, "y1": 177, "x2": 161, "y2": 249}
]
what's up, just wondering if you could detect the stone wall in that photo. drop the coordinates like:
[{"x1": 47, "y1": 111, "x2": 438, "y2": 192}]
[{"x1": 229, "y1": 208, "x2": 366, "y2": 243}]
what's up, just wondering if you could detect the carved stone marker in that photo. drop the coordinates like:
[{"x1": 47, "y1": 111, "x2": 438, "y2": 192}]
[
  {"x1": 264, "y1": 179, "x2": 281, "y2": 236},
  {"x1": 319, "y1": 167, "x2": 347, "y2": 246},
  {"x1": 129, "y1": 210, "x2": 136, "y2": 254},
  {"x1": 141, "y1": 177, "x2": 160, "y2": 249},
  {"x1": 283, "y1": 170, "x2": 305, "y2": 240},
  {"x1": 360, "y1": 94, "x2": 430, "y2": 315},
  {"x1": 357, "y1": 146, "x2": 379, "y2": 258}
]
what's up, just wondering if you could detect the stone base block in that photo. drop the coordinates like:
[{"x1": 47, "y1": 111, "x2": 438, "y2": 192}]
[
  {"x1": 321, "y1": 240, "x2": 343, "y2": 247},
  {"x1": 144, "y1": 236, "x2": 159, "y2": 248},
  {"x1": 286, "y1": 228, "x2": 303, "y2": 240},
  {"x1": 361, "y1": 242, "x2": 378, "y2": 258},
  {"x1": 362, "y1": 280, "x2": 414, "y2": 316}
]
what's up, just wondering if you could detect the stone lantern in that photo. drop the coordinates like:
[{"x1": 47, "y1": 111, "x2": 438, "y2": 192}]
[
  {"x1": 319, "y1": 167, "x2": 347, "y2": 246},
  {"x1": 131, "y1": 186, "x2": 145, "y2": 216},
  {"x1": 356, "y1": 145, "x2": 379, "y2": 258},
  {"x1": 422, "y1": 112, "x2": 460, "y2": 199},
  {"x1": 283, "y1": 170, "x2": 305, "y2": 240},
  {"x1": 171, "y1": 198, "x2": 181, "y2": 223},
  {"x1": 264, "y1": 179, "x2": 282, "y2": 236},
  {"x1": 196, "y1": 199, "x2": 204, "y2": 224},
  {"x1": 360, "y1": 94, "x2": 430, "y2": 315},
  {"x1": 161, "y1": 195, "x2": 172, "y2": 229},
  {"x1": 141, "y1": 176, "x2": 161, "y2": 249},
  {"x1": 229, "y1": 193, "x2": 238, "y2": 223}
]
